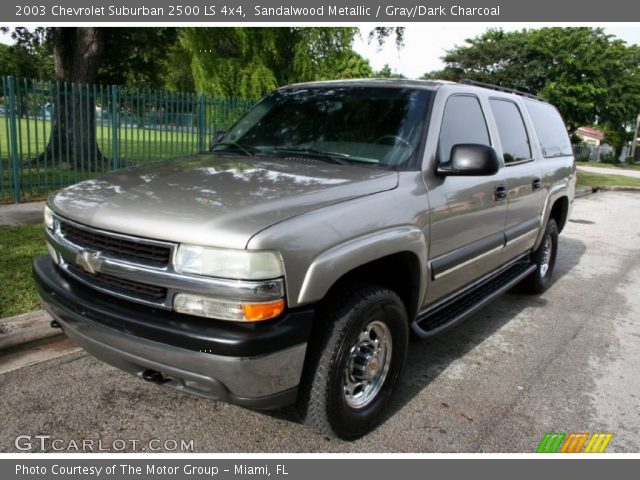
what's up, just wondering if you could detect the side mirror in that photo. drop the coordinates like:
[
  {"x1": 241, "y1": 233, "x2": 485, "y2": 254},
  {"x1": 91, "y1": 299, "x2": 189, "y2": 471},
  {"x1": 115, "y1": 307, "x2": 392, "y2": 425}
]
[
  {"x1": 437, "y1": 144, "x2": 500, "y2": 176},
  {"x1": 209, "y1": 130, "x2": 226, "y2": 151}
]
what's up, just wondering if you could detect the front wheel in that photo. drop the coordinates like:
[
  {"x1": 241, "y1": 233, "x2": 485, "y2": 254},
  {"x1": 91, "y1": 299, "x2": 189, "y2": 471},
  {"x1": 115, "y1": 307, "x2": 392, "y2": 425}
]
[
  {"x1": 521, "y1": 218, "x2": 559, "y2": 293},
  {"x1": 297, "y1": 284, "x2": 409, "y2": 439}
]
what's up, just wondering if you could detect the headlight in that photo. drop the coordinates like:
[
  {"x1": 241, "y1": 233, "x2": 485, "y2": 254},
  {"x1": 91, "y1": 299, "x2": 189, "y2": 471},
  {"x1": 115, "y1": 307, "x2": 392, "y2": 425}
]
[
  {"x1": 44, "y1": 205, "x2": 54, "y2": 231},
  {"x1": 174, "y1": 245, "x2": 284, "y2": 280}
]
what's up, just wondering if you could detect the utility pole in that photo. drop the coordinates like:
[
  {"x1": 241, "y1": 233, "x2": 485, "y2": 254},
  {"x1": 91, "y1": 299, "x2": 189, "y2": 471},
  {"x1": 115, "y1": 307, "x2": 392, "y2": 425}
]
[{"x1": 632, "y1": 114, "x2": 640, "y2": 162}]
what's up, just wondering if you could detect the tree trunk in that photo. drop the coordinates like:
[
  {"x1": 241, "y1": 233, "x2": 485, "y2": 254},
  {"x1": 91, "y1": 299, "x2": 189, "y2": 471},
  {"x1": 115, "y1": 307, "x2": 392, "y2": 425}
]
[{"x1": 39, "y1": 28, "x2": 107, "y2": 170}]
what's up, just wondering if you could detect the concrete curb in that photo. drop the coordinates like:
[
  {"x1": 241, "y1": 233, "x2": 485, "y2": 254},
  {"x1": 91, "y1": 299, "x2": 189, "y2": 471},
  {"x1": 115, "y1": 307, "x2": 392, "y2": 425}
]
[
  {"x1": 0, "y1": 310, "x2": 61, "y2": 351},
  {"x1": 597, "y1": 185, "x2": 640, "y2": 192},
  {"x1": 0, "y1": 201, "x2": 45, "y2": 226},
  {"x1": 575, "y1": 186, "x2": 595, "y2": 199}
]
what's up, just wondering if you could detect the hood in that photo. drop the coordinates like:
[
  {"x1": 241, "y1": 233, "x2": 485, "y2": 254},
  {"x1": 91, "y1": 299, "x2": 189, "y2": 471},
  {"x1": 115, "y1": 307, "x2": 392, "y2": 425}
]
[{"x1": 49, "y1": 154, "x2": 398, "y2": 249}]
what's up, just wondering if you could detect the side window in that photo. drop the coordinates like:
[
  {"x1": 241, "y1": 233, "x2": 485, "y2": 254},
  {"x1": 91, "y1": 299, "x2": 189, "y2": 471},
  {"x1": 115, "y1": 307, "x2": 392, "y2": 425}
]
[
  {"x1": 489, "y1": 99, "x2": 531, "y2": 163},
  {"x1": 438, "y1": 95, "x2": 490, "y2": 164},
  {"x1": 525, "y1": 100, "x2": 573, "y2": 158}
]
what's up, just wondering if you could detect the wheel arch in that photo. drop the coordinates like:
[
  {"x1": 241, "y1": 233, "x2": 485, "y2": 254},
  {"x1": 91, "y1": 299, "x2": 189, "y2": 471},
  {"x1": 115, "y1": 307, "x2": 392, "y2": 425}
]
[
  {"x1": 297, "y1": 227, "x2": 427, "y2": 321},
  {"x1": 534, "y1": 189, "x2": 570, "y2": 250}
]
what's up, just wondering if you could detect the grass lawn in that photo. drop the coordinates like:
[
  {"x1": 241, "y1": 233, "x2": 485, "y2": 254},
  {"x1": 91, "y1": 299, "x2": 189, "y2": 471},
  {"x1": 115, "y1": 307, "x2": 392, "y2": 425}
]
[
  {"x1": 577, "y1": 161, "x2": 640, "y2": 171},
  {"x1": 0, "y1": 116, "x2": 202, "y2": 202},
  {"x1": 0, "y1": 116, "x2": 201, "y2": 160},
  {"x1": 577, "y1": 171, "x2": 640, "y2": 188},
  {"x1": 0, "y1": 223, "x2": 47, "y2": 318}
]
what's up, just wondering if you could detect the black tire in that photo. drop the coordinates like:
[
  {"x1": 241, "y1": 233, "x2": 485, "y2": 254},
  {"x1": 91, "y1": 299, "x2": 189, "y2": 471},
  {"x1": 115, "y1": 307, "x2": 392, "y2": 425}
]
[
  {"x1": 297, "y1": 284, "x2": 409, "y2": 440},
  {"x1": 521, "y1": 218, "x2": 559, "y2": 293}
]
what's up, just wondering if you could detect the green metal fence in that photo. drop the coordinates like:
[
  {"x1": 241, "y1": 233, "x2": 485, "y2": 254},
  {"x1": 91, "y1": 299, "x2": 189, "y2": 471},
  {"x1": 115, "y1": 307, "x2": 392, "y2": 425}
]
[{"x1": 0, "y1": 76, "x2": 256, "y2": 203}]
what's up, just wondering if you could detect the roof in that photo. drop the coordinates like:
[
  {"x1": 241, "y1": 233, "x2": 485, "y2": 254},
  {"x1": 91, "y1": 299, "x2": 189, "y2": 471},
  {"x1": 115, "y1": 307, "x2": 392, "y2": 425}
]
[
  {"x1": 278, "y1": 78, "x2": 549, "y2": 104},
  {"x1": 279, "y1": 78, "x2": 446, "y2": 91},
  {"x1": 576, "y1": 126, "x2": 605, "y2": 141}
]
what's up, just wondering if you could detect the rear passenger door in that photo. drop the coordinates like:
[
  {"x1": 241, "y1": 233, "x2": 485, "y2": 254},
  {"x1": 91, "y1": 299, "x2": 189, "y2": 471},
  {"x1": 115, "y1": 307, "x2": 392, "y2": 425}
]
[{"x1": 488, "y1": 98, "x2": 544, "y2": 260}]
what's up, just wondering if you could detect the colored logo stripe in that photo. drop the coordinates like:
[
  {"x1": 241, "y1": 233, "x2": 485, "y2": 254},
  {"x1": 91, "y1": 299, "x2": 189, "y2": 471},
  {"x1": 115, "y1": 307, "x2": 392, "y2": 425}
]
[
  {"x1": 560, "y1": 433, "x2": 589, "y2": 453},
  {"x1": 537, "y1": 432, "x2": 613, "y2": 453},
  {"x1": 537, "y1": 433, "x2": 566, "y2": 453},
  {"x1": 584, "y1": 433, "x2": 613, "y2": 453}
]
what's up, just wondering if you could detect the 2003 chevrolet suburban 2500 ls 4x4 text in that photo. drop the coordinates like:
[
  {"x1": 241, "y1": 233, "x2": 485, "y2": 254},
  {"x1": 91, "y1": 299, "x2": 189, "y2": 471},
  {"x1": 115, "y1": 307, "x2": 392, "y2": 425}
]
[{"x1": 34, "y1": 79, "x2": 575, "y2": 439}]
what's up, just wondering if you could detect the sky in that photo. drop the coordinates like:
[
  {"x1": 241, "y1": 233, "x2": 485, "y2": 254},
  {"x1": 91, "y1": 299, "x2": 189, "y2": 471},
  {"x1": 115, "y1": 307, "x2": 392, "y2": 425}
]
[
  {"x1": 352, "y1": 25, "x2": 640, "y2": 78},
  {"x1": 1, "y1": 26, "x2": 639, "y2": 80}
]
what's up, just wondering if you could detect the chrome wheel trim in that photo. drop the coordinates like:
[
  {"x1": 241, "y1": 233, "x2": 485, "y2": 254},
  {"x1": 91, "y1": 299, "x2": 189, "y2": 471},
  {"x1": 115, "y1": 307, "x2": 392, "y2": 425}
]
[
  {"x1": 539, "y1": 234, "x2": 553, "y2": 278},
  {"x1": 343, "y1": 320, "x2": 393, "y2": 409}
]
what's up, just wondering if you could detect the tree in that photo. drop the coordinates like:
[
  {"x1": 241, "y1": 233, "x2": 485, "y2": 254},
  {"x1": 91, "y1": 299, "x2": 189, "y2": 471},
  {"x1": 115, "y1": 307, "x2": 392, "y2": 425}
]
[
  {"x1": 368, "y1": 27, "x2": 405, "y2": 48},
  {"x1": 0, "y1": 43, "x2": 53, "y2": 80},
  {"x1": 179, "y1": 27, "x2": 404, "y2": 97},
  {"x1": 161, "y1": 42, "x2": 196, "y2": 92},
  {"x1": 423, "y1": 28, "x2": 640, "y2": 155},
  {"x1": 49, "y1": 28, "x2": 105, "y2": 168},
  {"x1": 2, "y1": 27, "x2": 106, "y2": 168},
  {"x1": 179, "y1": 28, "x2": 367, "y2": 97},
  {"x1": 97, "y1": 28, "x2": 179, "y2": 89},
  {"x1": 3, "y1": 27, "x2": 180, "y2": 168},
  {"x1": 374, "y1": 64, "x2": 406, "y2": 79},
  {"x1": 321, "y1": 51, "x2": 373, "y2": 80}
]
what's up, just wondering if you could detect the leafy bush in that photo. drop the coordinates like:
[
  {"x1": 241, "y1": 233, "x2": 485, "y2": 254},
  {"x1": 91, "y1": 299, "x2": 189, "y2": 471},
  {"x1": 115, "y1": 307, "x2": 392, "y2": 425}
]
[{"x1": 599, "y1": 152, "x2": 618, "y2": 164}]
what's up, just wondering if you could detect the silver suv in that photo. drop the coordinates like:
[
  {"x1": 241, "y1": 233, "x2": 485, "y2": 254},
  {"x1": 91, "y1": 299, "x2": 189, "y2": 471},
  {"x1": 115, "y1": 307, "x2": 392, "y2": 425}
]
[{"x1": 34, "y1": 79, "x2": 575, "y2": 439}]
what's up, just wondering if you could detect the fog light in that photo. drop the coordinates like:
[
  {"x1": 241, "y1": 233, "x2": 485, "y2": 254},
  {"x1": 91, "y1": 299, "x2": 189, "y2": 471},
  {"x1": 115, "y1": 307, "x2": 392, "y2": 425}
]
[{"x1": 173, "y1": 294, "x2": 285, "y2": 322}]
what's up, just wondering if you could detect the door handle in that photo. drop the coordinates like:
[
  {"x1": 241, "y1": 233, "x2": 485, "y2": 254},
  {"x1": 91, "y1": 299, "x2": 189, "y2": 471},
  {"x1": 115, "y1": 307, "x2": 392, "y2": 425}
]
[
  {"x1": 495, "y1": 184, "x2": 507, "y2": 201},
  {"x1": 532, "y1": 177, "x2": 542, "y2": 190}
]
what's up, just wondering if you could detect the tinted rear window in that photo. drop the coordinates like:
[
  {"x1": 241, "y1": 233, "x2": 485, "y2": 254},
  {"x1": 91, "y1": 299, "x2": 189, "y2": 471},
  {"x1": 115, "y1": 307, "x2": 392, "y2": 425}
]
[{"x1": 525, "y1": 100, "x2": 572, "y2": 158}]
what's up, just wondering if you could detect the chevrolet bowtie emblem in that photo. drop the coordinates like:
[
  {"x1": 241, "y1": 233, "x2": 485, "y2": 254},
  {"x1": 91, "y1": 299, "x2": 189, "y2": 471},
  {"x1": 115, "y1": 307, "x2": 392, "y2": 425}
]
[{"x1": 75, "y1": 250, "x2": 102, "y2": 274}]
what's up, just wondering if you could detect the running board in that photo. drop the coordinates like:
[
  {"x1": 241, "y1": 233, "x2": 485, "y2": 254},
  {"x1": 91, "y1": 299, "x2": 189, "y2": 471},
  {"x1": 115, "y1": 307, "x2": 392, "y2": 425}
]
[{"x1": 412, "y1": 261, "x2": 537, "y2": 338}]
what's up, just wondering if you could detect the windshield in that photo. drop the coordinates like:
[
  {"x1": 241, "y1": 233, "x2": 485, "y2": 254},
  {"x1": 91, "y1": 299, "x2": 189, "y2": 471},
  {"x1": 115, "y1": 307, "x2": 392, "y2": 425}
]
[{"x1": 215, "y1": 87, "x2": 432, "y2": 169}]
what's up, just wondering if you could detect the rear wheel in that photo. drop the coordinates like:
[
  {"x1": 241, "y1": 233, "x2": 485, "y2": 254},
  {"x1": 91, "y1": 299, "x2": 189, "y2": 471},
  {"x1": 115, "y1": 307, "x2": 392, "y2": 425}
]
[
  {"x1": 297, "y1": 284, "x2": 409, "y2": 439},
  {"x1": 521, "y1": 218, "x2": 559, "y2": 293}
]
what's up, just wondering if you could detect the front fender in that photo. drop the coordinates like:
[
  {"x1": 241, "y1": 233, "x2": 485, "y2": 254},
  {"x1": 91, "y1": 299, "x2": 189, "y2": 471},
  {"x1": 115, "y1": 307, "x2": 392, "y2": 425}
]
[{"x1": 297, "y1": 226, "x2": 428, "y2": 308}]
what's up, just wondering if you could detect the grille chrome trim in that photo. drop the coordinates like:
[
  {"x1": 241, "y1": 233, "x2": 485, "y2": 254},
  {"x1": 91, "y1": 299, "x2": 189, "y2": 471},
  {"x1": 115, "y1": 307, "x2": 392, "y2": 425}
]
[{"x1": 46, "y1": 213, "x2": 286, "y2": 310}]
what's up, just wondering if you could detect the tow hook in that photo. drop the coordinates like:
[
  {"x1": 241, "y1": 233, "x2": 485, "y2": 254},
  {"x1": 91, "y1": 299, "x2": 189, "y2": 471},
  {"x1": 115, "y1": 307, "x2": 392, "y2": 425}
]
[
  {"x1": 50, "y1": 320, "x2": 61, "y2": 329},
  {"x1": 141, "y1": 369, "x2": 170, "y2": 384}
]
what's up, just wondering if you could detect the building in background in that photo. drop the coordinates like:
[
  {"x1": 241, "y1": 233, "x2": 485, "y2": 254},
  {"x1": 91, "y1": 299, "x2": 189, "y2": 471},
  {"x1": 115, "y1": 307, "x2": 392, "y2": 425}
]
[{"x1": 575, "y1": 126, "x2": 605, "y2": 146}]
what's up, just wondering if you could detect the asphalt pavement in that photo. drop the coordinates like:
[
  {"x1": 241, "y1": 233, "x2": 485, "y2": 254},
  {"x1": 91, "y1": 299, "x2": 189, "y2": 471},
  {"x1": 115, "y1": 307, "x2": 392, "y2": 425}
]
[{"x1": 0, "y1": 192, "x2": 638, "y2": 453}]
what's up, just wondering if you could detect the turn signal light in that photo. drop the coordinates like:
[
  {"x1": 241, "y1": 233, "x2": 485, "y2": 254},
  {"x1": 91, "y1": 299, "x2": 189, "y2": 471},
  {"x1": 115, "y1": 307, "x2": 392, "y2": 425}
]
[{"x1": 243, "y1": 299, "x2": 285, "y2": 321}]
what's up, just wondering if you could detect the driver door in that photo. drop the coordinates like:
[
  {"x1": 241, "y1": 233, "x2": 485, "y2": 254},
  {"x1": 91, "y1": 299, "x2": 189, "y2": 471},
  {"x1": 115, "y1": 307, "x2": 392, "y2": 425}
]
[{"x1": 424, "y1": 94, "x2": 507, "y2": 303}]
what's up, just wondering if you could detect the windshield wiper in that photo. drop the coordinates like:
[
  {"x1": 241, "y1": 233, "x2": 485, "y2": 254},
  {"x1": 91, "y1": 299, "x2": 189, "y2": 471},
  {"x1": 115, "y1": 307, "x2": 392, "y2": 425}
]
[
  {"x1": 211, "y1": 142, "x2": 262, "y2": 157},
  {"x1": 270, "y1": 147, "x2": 352, "y2": 165}
]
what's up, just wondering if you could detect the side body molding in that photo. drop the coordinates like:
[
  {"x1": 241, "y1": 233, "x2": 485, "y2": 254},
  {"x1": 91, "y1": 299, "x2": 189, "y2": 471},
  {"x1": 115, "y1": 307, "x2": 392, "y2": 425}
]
[{"x1": 297, "y1": 226, "x2": 428, "y2": 309}]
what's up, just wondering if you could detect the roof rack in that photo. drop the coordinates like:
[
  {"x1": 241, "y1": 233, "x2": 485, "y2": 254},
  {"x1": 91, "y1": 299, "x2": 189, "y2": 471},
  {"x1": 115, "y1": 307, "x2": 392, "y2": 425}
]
[{"x1": 459, "y1": 79, "x2": 543, "y2": 101}]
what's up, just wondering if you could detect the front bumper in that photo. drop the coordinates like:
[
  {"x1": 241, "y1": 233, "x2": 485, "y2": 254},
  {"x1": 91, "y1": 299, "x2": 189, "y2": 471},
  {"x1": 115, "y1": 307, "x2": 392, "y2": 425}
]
[{"x1": 33, "y1": 255, "x2": 313, "y2": 409}]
